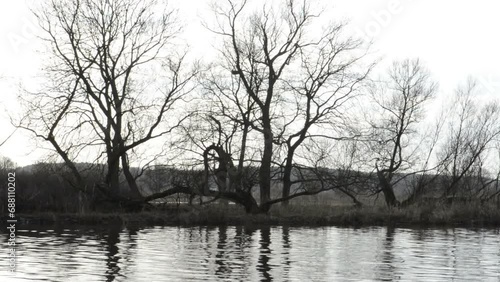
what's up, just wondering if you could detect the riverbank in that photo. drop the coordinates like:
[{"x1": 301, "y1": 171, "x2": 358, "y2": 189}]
[{"x1": 6, "y1": 202, "x2": 500, "y2": 228}]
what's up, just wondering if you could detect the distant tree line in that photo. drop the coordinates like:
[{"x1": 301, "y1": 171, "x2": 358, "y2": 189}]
[{"x1": 4, "y1": 0, "x2": 499, "y2": 213}]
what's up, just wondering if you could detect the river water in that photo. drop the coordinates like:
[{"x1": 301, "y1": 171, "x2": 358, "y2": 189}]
[{"x1": 1, "y1": 225, "x2": 499, "y2": 281}]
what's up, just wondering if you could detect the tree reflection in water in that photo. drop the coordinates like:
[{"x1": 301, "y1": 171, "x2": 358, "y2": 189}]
[
  {"x1": 215, "y1": 226, "x2": 229, "y2": 277},
  {"x1": 281, "y1": 226, "x2": 291, "y2": 281},
  {"x1": 376, "y1": 226, "x2": 398, "y2": 281},
  {"x1": 2, "y1": 225, "x2": 498, "y2": 281},
  {"x1": 103, "y1": 224, "x2": 121, "y2": 282},
  {"x1": 258, "y1": 227, "x2": 272, "y2": 281}
]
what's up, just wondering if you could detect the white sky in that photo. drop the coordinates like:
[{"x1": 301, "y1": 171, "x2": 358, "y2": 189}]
[{"x1": 1, "y1": 0, "x2": 499, "y2": 166}]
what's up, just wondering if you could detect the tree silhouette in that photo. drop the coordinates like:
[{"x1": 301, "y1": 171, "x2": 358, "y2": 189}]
[
  {"x1": 179, "y1": 0, "x2": 374, "y2": 212},
  {"x1": 18, "y1": 0, "x2": 197, "y2": 208}
]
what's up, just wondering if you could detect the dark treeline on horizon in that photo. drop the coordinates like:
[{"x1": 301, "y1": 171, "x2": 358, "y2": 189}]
[{"x1": 0, "y1": 159, "x2": 499, "y2": 214}]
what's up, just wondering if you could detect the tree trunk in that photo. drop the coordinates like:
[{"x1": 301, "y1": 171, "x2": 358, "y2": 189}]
[
  {"x1": 259, "y1": 126, "x2": 273, "y2": 205},
  {"x1": 243, "y1": 197, "x2": 263, "y2": 214},
  {"x1": 107, "y1": 156, "x2": 121, "y2": 197},
  {"x1": 282, "y1": 175, "x2": 291, "y2": 207},
  {"x1": 281, "y1": 155, "x2": 294, "y2": 207},
  {"x1": 215, "y1": 157, "x2": 229, "y2": 206},
  {"x1": 377, "y1": 170, "x2": 399, "y2": 207},
  {"x1": 337, "y1": 187, "x2": 363, "y2": 207},
  {"x1": 121, "y1": 154, "x2": 144, "y2": 200}
]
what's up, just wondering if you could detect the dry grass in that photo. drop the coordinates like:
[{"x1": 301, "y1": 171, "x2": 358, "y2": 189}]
[{"x1": 11, "y1": 202, "x2": 500, "y2": 228}]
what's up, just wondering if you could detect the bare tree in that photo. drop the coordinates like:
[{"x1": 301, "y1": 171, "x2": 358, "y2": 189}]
[
  {"x1": 368, "y1": 59, "x2": 437, "y2": 207},
  {"x1": 18, "y1": 0, "x2": 197, "y2": 208},
  {"x1": 398, "y1": 109, "x2": 447, "y2": 207},
  {"x1": 436, "y1": 79, "x2": 500, "y2": 200},
  {"x1": 178, "y1": 0, "x2": 373, "y2": 213}
]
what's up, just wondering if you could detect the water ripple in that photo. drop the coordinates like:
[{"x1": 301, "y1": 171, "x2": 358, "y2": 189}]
[{"x1": 1, "y1": 225, "x2": 499, "y2": 281}]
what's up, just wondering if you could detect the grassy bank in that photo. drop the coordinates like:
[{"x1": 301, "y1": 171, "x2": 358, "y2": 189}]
[{"x1": 8, "y1": 202, "x2": 500, "y2": 228}]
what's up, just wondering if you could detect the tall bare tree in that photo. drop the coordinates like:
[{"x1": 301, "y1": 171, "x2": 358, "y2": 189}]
[
  {"x1": 18, "y1": 0, "x2": 197, "y2": 208},
  {"x1": 368, "y1": 59, "x2": 437, "y2": 207},
  {"x1": 182, "y1": 0, "x2": 373, "y2": 212},
  {"x1": 437, "y1": 79, "x2": 500, "y2": 200}
]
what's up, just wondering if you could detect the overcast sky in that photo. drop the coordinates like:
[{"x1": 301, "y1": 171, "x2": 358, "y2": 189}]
[{"x1": 1, "y1": 0, "x2": 499, "y2": 166}]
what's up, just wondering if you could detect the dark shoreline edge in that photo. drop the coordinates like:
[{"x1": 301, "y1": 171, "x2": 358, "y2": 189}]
[{"x1": 4, "y1": 204, "x2": 500, "y2": 229}]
